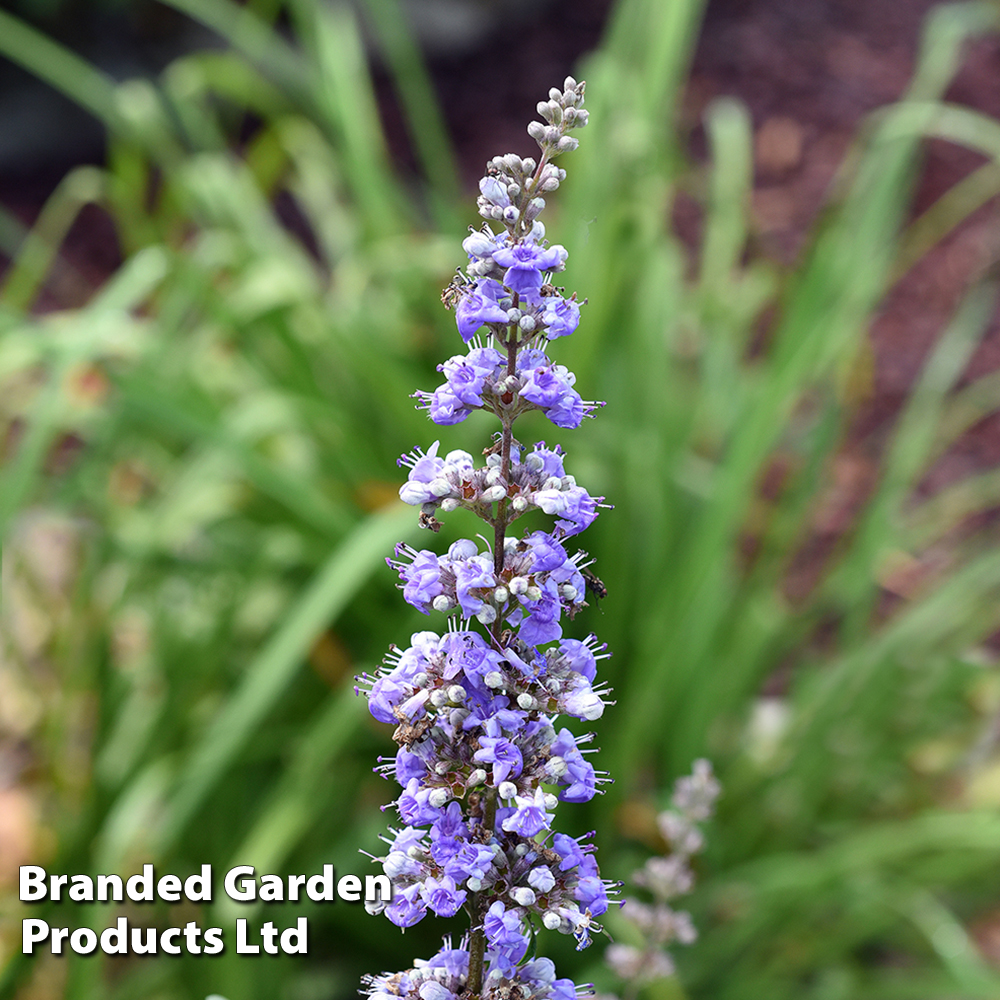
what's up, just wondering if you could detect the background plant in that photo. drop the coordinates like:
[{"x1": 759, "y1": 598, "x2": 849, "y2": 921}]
[{"x1": 2, "y1": 1, "x2": 1000, "y2": 999}]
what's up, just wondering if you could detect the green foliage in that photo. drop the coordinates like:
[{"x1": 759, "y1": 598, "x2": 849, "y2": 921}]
[{"x1": 2, "y1": 1, "x2": 1000, "y2": 999}]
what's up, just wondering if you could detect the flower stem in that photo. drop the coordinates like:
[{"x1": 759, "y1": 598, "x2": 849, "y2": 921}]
[{"x1": 466, "y1": 787, "x2": 499, "y2": 997}]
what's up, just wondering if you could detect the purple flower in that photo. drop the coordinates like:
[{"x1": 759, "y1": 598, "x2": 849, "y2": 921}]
[
  {"x1": 541, "y1": 296, "x2": 581, "y2": 339},
  {"x1": 386, "y1": 884, "x2": 427, "y2": 928},
  {"x1": 455, "y1": 280, "x2": 509, "y2": 342},
  {"x1": 473, "y1": 736, "x2": 523, "y2": 784},
  {"x1": 501, "y1": 787, "x2": 553, "y2": 837},
  {"x1": 421, "y1": 875, "x2": 467, "y2": 918},
  {"x1": 425, "y1": 386, "x2": 472, "y2": 425},
  {"x1": 520, "y1": 364, "x2": 575, "y2": 408},
  {"x1": 454, "y1": 555, "x2": 496, "y2": 616},
  {"x1": 492, "y1": 244, "x2": 566, "y2": 295}
]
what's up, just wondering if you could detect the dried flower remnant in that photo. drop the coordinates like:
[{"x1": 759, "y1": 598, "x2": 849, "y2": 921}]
[{"x1": 356, "y1": 79, "x2": 618, "y2": 1000}]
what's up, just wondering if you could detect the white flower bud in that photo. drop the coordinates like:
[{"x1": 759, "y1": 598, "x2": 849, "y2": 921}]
[
  {"x1": 523, "y1": 158, "x2": 536, "y2": 173},
  {"x1": 542, "y1": 911, "x2": 561, "y2": 930},
  {"x1": 543, "y1": 476, "x2": 562, "y2": 490},
  {"x1": 428, "y1": 788, "x2": 450, "y2": 808},
  {"x1": 466, "y1": 877, "x2": 482, "y2": 892},
  {"x1": 447, "y1": 684, "x2": 467, "y2": 703},
  {"x1": 510, "y1": 887, "x2": 537, "y2": 907},
  {"x1": 514, "y1": 843, "x2": 530, "y2": 857},
  {"x1": 411, "y1": 672, "x2": 428, "y2": 688},
  {"x1": 467, "y1": 768, "x2": 487, "y2": 787},
  {"x1": 561, "y1": 585, "x2": 578, "y2": 601},
  {"x1": 440, "y1": 498, "x2": 460, "y2": 512},
  {"x1": 525, "y1": 453, "x2": 544, "y2": 472},
  {"x1": 494, "y1": 587, "x2": 508, "y2": 604},
  {"x1": 503, "y1": 536, "x2": 519, "y2": 552},
  {"x1": 486, "y1": 453, "x2": 502, "y2": 467},
  {"x1": 481, "y1": 484, "x2": 506, "y2": 502},
  {"x1": 432, "y1": 595, "x2": 453, "y2": 612},
  {"x1": 512, "y1": 496, "x2": 528, "y2": 512},
  {"x1": 545, "y1": 756, "x2": 568, "y2": 778},
  {"x1": 428, "y1": 478, "x2": 452, "y2": 497},
  {"x1": 509, "y1": 577, "x2": 528, "y2": 596},
  {"x1": 525, "y1": 585, "x2": 542, "y2": 601},
  {"x1": 517, "y1": 693, "x2": 535, "y2": 710},
  {"x1": 476, "y1": 606, "x2": 497, "y2": 625},
  {"x1": 485, "y1": 466, "x2": 502, "y2": 485},
  {"x1": 430, "y1": 689, "x2": 448, "y2": 707},
  {"x1": 527, "y1": 121, "x2": 546, "y2": 140},
  {"x1": 556, "y1": 136, "x2": 579, "y2": 153},
  {"x1": 434, "y1": 761, "x2": 448, "y2": 775},
  {"x1": 543, "y1": 793, "x2": 558, "y2": 810},
  {"x1": 498, "y1": 781, "x2": 518, "y2": 800},
  {"x1": 484, "y1": 670, "x2": 504, "y2": 689},
  {"x1": 519, "y1": 315, "x2": 536, "y2": 332}
]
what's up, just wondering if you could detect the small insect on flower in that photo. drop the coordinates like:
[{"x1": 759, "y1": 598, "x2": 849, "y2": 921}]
[{"x1": 582, "y1": 567, "x2": 608, "y2": 601}]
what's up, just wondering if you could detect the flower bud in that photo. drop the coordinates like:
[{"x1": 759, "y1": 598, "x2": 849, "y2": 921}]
[
  {"x1": 494, "y1": 587, "x2": 509, "y2": 604},
  {"x1": 556, "y1": 136, "x2": 579, "y2": 153},
  {"x1": 432, "y1": 595, "x2": 454, "y2": 612},
  {"x1": 510, "y1": 887, "x2": 537, "y2": 906},
  {"x1": 519, "y1": 315, "x2": 537, "y2": 333},
  {"x1": 411, "y1": 671, "x2": 428, "y2": 688},
  {"x1": 498, "y1": 781, "x2": 518, "y2": 799},
  {"x1": 440, "y1": 498, "x2": 460, "y2": 512},
  {"x1": 542, "y1": 911, "x2": 561, "y2": 930},
  {"x1": 428, "y1": 788, "x2": 450, "y2": 808},
  {"x1": 467, "y1": 768, "x2": 487, "y2": 786},
  {"x1": 476, "y1": 606, "x2": 497, "y2": 625},
  {"x1": 509, "y1": 576, "x2": 528, "y2": 596},
  {"x1": 525, "y1": 585, "x2": 542, "y2": 601},
  {"x1": 481, "y1": 484, "x2": 506, "y2": 502},
  {"x1": 447, "y1": 684, "x2": 467, "y2": 703},
  {"x1": 561, "y1": 585, "x2": 578, "y2": 601},
  {"x1": 527, "y1": 121, "x2": 546, "y2": 140},
  {"x1": 543, "y1": 793, "x2": 558, "y2": 810},
  {"x1": 545, "y1": 756, "x2": 568, "y2": 778},
  {"x1": 466, "y1": 877, "x2": 482, "y2": 892},
  {"x1": 517, "y1": 693, "x2": 535, "y2": 710},
  {"x1": 512, "y1": 496, "x2": 528, "y2": 512},
  {"x1": 430, "y1": 689, "x2": 448, "y2": 707}
]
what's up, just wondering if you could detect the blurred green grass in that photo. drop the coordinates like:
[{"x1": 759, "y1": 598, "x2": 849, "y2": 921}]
[{"x1": 2, "y1": 1, "x2": 1000, "y2": 999}]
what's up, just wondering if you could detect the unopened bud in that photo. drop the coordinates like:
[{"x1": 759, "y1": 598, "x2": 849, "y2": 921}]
[
  {"x1": 498, "y1": 781, "x2": 518, "y2": 799},
  {"x1": 481, "y1": 484, "x2": 506, "y2": 502},
  {"x1": 428, "y1": 788, "x2": 450, "y2": 808},
  {"x1": 525, "y1": 585, "x2": 542, "y2": 601},
  {"x1": 545, "y1": 756, "x2": 568, "y2": 778},
  {"x1": 494, "y1": 587, "x2": 509, "y2": 604},
  {"x1": 476, "y1": 606, "x2": 497, "y2": 625},
  {"x1": 466, "y1": 877, "x2": 482, "y2": 892},
  {"x1": 484, "y1": 671, "x2": 504, "y2": 689},
  {"x1": 561, "y1": 585, "x2": 578, "y2": 601},
  {"x1": 432, "y1": 595, "x2": 454, "y2": 612},
  {"x1": 519, "y1": 315, "x2": 537, "y2": 332},
  {"x1": 430, "y1": 689, "x2": 448, "y2": 707},
  {"x1": 517, "y1": 693, "x2": 535, "y2": 710},
  {"x1": 512, "y1": 496, "x2": 528, "y2": 512},
  {"x1": 467, "y1": 768, "x2": 487, "y2": 787},
  {"x1": 510, "y1": 887, "x2": 536, "y2": 906},
  {"x1": 542, "y1": 912, "x2": 561, "y2": 930},
  {"x1": 440, "y1": 498, "x2": 460, "y2": 512},
  {"x1": 556, "y1": 136, "x2": 579, "y2": 153},
  {"x1": 528, "y1": 121, "x2": 546, "y2": 141},
  {"x1": 447, "y1": 684, "x2": 467, "y2": 703}
]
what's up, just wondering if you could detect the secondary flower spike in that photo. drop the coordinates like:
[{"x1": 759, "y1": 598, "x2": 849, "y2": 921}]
[{"x1": 357, "y1": 78, "x2": 618, "y2": 1000}]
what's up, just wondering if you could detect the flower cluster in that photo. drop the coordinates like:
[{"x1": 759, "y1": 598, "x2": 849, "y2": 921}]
[
  {"x1": 398, "y1": 441, "x2": 604, "y2": 538},
  {"x1": 414, "y1": 344, "x2": 600, "y2": 430},
  {"x1": 603, "y1": 761, "x2": 720, "y2": 987},
  {"x1": 358, "y1": 78, "x2": 611, "y2": 1000}
]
